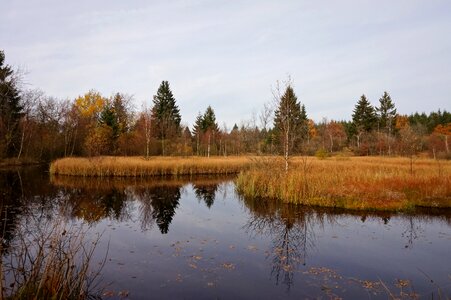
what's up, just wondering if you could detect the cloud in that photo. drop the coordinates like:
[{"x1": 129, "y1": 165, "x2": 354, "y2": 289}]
[{"x1": 1, "y1": 0, "x2": 450, "y2": 127}]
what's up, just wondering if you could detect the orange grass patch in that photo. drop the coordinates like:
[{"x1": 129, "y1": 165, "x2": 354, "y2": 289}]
[
  {"x1": 236, "y1": 156, "x2": 451, "y2": 211},
  {"x1": 50, "y1": 156, "x2": 253, "y2": 177}
]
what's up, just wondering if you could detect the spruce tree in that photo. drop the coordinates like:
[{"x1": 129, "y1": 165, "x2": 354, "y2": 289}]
[
  {"x1": 352, "y1": 94, "x2": 376, "y2": 132},
  {"x1": 192, "y1": 113, "x2": 203, "y2": 156},
  {"x1": 273, "y1": 85, "x2": 304, "y2": 170},
  {"x1": 376, "y1": 91, "x2": 397, "y2": 131},
  {"x1": 151, "y1": 81, "x2": 182, "y2": 155},
  {"x1": 0, "y1": 50, "x2": 23, "y2": 158}
]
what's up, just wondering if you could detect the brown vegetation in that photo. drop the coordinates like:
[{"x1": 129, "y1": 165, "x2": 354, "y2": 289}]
[
  {"x1": 1, "y1": 215, "x2": 105, "y2": 299},
  {"x1": 50, "y1": 156, "x2": 252, "y2": 177},
  {"x1": 236, "y1": 156, "x2": 451, "y2": 211}
]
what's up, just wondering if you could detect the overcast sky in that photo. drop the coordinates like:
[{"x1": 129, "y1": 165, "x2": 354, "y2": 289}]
[{"x1": 1, "y1": 0, "x2": 450, "y2": 127}]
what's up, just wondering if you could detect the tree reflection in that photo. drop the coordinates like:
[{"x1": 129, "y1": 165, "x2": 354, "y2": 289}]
[
  {"x1": 136, "y1": 185, "x2": 181, "y2": 234},
  {"x1": 242, "y1": 197, "x2": 319, "y2": 290},
  {"x1": 62, "y1": 187, "x2": 130, "y2": 223},
  {"x1": 193, "y1": 183, "x2": 219, "y2": 208}
]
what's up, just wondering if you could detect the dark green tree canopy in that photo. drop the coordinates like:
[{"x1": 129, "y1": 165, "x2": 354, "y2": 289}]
[
  {"x1": 376, "y1": 91, "x2": 397, "y2": 131},
  {"x1": 273, "y1": 85, "x2": 307, "y2": 144},
  {"x1": 192, "y1": 106, "x2": 219, "y2": 135},
  {"x1": 99, "y1": 102, "x2": 119, "y2": 139},
  {"x1": 151, "y1": 81, "x2": 182, "y2": 139},
  {"x1": 0, "y1": 50, "x2": 23, "y2": 157},
  {"x1": 352, "y1": 94, "x2": 376, "y2": 132}
]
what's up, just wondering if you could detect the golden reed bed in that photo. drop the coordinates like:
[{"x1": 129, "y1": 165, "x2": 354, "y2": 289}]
[
  {"x1": 236, "y1": 156, "x2": 451, "y2": 211},
  {"x1": 50, "y1": 156, "x2": 252, "y2": 177},
  {"x1": 50, "y1": 155, "x2": 450, "y2": 211}
]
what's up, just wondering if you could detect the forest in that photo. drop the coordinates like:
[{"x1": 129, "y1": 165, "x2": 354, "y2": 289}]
[{"x1": 1, "y1": 50, "x2": 450, "y2": 163}]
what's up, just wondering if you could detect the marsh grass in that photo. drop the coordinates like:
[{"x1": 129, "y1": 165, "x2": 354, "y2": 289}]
[
  {"x1": 50, "y1": 156, "x2": 252, "y2": 177},
  {"x1": 236, "y1": 156, "x2": 451, "y2": 211},
  {"x1": 1, "y1": 213, "x2": 106, "y2": 299}
]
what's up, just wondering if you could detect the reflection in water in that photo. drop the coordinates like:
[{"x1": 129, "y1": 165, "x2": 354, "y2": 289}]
[
  {"x1": 242, "y1": 196, "x2": 319, "y2": 289},
  {"x1": 193, "y1": 183, "x2": 219, "y2": 208},
  {"x1": 1, "y1": 169, "x2": 450, "y2": 298},
  {"x1": 50, "y1": 175, "x2": 232, "y2": 234},
  {"x1": 133, "y1": 185, "x2": 181, "y2": 234},
  {"x1": 241, "y1": 195, "x2": 451, "y2": 290}
]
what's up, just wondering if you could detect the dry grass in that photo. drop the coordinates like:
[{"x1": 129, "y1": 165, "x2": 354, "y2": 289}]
[
  {"x1": 50, "y1": 156, "x2": 253, "y2": 177},
  {"x1": 1, "y1": 214, "x2": 105, "y2": 299},
  {"x1": 236, "y1": 156, "x2": 451, "y2": 211}
]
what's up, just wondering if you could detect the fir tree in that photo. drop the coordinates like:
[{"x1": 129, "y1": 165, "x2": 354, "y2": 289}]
[
  {"x1": 0, "y1": 50, "x2": 23, "y2": 158},
  {"x1": 352, "y1": 94, "x2": 376, "y2": 132},
  {"x1": 376, "y1": 91, "x2": 397, "y2": 132},
  {"x1": 351, "y1": 94, "x2": 376, "y2": 150},
  {"x1": 151, "y1": 81, "x2": 182, "y2": 155},
  {"x1": 273, "y1": 84, "x2": 304, "y2": 170}
]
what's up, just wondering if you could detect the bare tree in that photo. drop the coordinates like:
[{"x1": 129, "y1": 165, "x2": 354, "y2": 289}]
[{"x1": 142, "y1": 103, "x2": 152, "y2": 159}]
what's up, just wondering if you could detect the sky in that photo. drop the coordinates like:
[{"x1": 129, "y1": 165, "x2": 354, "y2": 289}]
[{"x1": 1, "y1": 0, "x2": 450, "y2": 128}]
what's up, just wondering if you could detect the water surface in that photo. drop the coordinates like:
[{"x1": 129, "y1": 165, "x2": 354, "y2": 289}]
[{"x1": 1, "y1": 167, "x2": 450, "y2": 299}]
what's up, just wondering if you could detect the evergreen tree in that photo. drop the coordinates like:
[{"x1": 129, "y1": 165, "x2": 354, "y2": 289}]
[
  {"x1": 151, "y1": 81, "x2": 182, "y2": 155},
  {"x1": 0, "y1": 50, "x2": 23, "y2": 158},
  {"x1": 192, "y1": 112, "x2": 204, "y2": 156},
  {"x1": 273, "y1": 84, "x2": 304, "y2": 170},
  {"x1": 192, "y1": 106, "x2": 219, "y2": 157},
  {"x1": 352, "y1": 94, "x2": 376, "y2": 132},
  {"x1": 376, "y1": 91, "x2": 397, "y2": 131},
  {"x1": 202, "y1": 106, "x2": 219, "y2": 133}
]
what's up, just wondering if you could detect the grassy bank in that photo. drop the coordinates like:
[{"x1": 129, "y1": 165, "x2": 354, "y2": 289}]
[
  {"x1": 236, "y1": 156, "x2": 451, "y2": 211},
  {"x1": 50, "y1": 156, "x2": 252, "y2": 177}
]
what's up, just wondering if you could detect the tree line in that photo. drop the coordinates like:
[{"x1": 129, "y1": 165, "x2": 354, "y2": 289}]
[{"x1": 1, "y1": 50, "x2": 450, "y2": 162}]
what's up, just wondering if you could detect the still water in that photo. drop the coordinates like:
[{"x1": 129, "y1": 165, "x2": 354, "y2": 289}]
[{"x1": 1, "y1": 167, "x2": 450, "y2": 299}]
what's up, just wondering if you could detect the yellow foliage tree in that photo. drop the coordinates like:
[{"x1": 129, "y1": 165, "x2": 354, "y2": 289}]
[{"x1": 74, "y1": 90, "x2": 106, "y2": 120}]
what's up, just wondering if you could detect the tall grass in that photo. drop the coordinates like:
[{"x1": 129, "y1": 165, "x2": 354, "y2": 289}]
[
  {"x1": 1, "y1": 213, "x2": 105, "y2": 299},
  {"x1": 236, "y1": 156, "x2": 451, "y2": 211},
  {"x1": 50, "y1": 156, "x2": 252, "y2": 177}
]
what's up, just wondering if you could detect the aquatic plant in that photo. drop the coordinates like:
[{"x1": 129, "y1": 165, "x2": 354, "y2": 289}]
[{"x1": 1, "y1": 213, "x2": 106, "y2": 299}]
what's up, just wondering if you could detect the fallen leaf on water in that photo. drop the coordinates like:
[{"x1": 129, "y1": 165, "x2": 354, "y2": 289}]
[
  {"x1": 221, "y1": 263, "x2": 235, "y2": 270},
  {"x1": 395, "y1": 279, "x2": 410, "y2": 288},
  {"x1": 189, "y1": 263, "x2": 198, "y2": 269},
  {"x1": 102, "y1": 291, "x2": 114, "y2": 297},
  {"x1": 247, "y1": 245, "x2": 258, "y2": 251},
  {"x1": 118, "y1": 290, "x2": 129, "y2": 297}
]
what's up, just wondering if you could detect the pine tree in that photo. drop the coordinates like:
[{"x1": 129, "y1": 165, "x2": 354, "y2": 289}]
[
  {"x1": 202, "y1": 106, "x2": 219, "y2": 157},
  {"x1": 376, "y1": 91, "x2": 397, "y2": 131},
  {"x1": 351, "y1": 94, "x2": 376, "y2": 149},
  {"x1": 151, "y1": 81, "x2": 182, "y2": 155},
  {"x1": 0, "y1": 50, "x2": 23, "y2": 158},
  {"x1": 376, "y1": 91, "x2": 397, "y2": 155},
  {"x1": 192, "y1": 112, "x2": 204, "y2": 156},
  {"x1": 273, "y1": 85, "x2": 304, "y2": 170},
  {"x1": 352, "y1": 95, "x2": 376, "y2": 132}
]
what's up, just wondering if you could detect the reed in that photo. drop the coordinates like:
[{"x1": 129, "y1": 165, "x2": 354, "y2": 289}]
[
  {"x1": 50, "y1": 156, "x2": 253, "y2": 177},
  {"x1": 1, "y1": 213, "x2": 105, "y2": 299},
  {"x1": 236, "y1": 156, "x2": 451, "y2": 211}
]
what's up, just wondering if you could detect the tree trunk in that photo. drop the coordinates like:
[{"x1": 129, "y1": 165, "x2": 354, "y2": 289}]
[
  {"x1": 207, "y1": 134, "x2": 211, "y2": 158},
  {"x1": 285, "y1": 127, "x2": 289, "y2": 172}
]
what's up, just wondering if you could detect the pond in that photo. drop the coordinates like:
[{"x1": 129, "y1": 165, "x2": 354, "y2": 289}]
[{"x1": 1, "y1": 167, "x2": 450, "y2": 299}]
